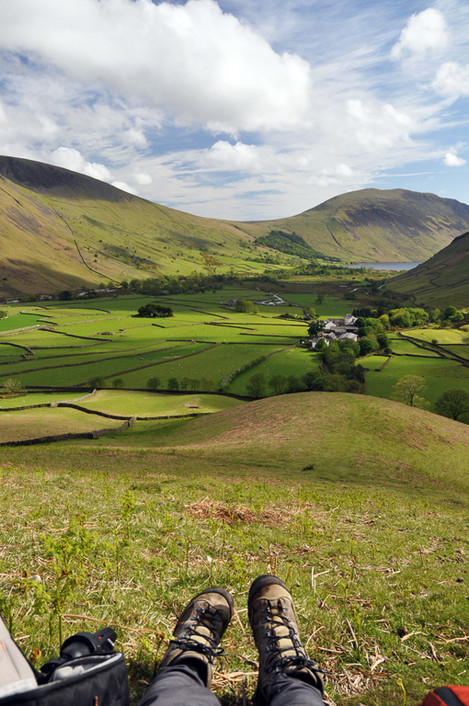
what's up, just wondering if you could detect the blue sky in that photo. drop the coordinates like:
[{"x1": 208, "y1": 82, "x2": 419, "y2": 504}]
[{"x1": 0, "y1": 0, "x2": 468, "y2": 219}]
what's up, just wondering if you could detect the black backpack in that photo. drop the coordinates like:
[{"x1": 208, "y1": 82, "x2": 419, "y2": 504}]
[{"x1": 0, "y1": 615, "x2": 129, "y2": 706}]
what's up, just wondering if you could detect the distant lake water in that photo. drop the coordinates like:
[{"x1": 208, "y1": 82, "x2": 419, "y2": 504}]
[{"x1": 346, "y1": 262, "x2": 420, "y2": 271}]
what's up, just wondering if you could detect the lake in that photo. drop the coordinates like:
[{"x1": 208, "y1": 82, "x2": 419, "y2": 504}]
[{"x1": 347, "y1": 262, "x2": 420, "y2": 271}]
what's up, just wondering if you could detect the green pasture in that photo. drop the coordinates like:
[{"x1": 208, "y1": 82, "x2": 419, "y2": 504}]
[
  {"x1": 3, "y1": 342, "x2": 211, "y2": 387},
  {"x1": 0, "y1": 406, "x2": 122, "y2": 443},
  {"x1": 365, "y1": 355, "x2": 469, "y2": 409},
  {"x1": 388, "y1": 335, "x2": 441, "y2": 357},
  {"x1": 0, "y1": 392, "x2": 89, "y2": 407},
  {"x1": 118, "y1": 343, "x2": 279, "y2": 389},
  {"x1": 0, "y1": 314, "x2": 40, "y2": 332},
  {"x1": 229, "y1": 346, "x2": 320, "y2": 395},
  {"x1": 442, "y1": 345, "x2": 469, "y2": 361},
  {"x1": 279, "y1": 292, "x2": 353, "y2": 317},
  {"x1": 80, "y1": 390, "x2": 245, "y2": 417},
  {"x1": 361, "y1": 355, "x2": 390, "y2": 371},
  {"x1": 3, "y1": 329, "x2": 106, "y2": 347},
  {"x1": 402, "y1": 328, "x2": 469, "y2": 345}
]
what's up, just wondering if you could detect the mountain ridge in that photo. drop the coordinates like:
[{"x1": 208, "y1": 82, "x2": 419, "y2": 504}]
[{"x1": 2, "y1": 155, "x2": 469, "y2": 295}]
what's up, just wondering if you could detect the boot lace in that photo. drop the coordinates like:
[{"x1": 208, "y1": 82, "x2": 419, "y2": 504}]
[
  {"x1": 174, "y1": 604, "x2": 225, "y2": 663},
  {"x1": 263, "y1": 603, "x2": 318, "y2": 675}
]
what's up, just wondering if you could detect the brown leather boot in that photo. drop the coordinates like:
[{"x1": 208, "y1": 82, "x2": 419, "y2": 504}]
[
  {"x1": 248, "y1": 575, "x2": 323, "y2": 704},
  {"x1": 158, "y1": 586, "x2": 234, "y2": 687}
]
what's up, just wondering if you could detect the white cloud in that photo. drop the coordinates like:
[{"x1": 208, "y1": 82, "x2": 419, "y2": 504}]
[
  {"x1": 444, "y1": 148, "x2": 465, "y2": 166},
  {"x1": 309, "y1": 163, "x2": 354, "y2": 187},
  {"x1": 0, "y1": 0, "x2": 312, "y2": 134},
  {"x1": 346, "y1": 99, "x2": 415, "y2": 149},
  {"x1": 204, "y1": 141, "x2": 261, "y2": 171},
  {"x1": 133, "y1": 172, "x2": 153, "y2": 186},
  {"x1": 392, "y1": 8, "x2": 449, "y2": 59},
  {"x1": 433, "y1": 61, "x2": 469, "y2": 98},
  {"x1": 51, "y1": 147, "x2": 112, "y2": 181}
]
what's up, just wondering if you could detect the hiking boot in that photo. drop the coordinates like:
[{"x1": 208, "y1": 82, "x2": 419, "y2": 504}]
[
  {"x1": 158, "y1": 586, "x2": 234, "y2": 687},
  {"x1": 248, "y1": 575, "x2": 323, "y2": 704}
]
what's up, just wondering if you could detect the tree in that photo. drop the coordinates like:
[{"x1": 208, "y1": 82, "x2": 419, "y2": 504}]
[
  {"x1": 88, "y1": 376, "x2": 104, "y2": 388},
  {"x1": 1, "y1": 378, "x2": 23, "y2": 397},
  {"x1": 308, "y1": 320, "x2": 324, "y2": 337},
  {"x1": 138, "y1": 303, "x2": 173, "y2": 318},
  {"x1": 359, "y1": 336, "x2": 378, "y2": 356},
  {"x1": 112, "y1": 378, "x2": 123, "y2": 388},
  {"x1": 323, "y1": 374, "x2": 348, "y2": 391},
  {"x1": 287, "y1": 375, "x2": 306, "y2": 393},
  {"x1": 268, "y1": 374, "x2": 288, "y2": 395},
  {"x1": 303, "y1": 307, "x2": 317, "y2": 320},
  {"x1": 147, "y1": 376, "x2": 160, "y2": 391},
  {"x1": 316, "y1": 293, "x2": 324, "y2": 305},
  {"x1": 315, "y1": 337, "x2": 327, "y2": 351},
  {"x1": 392, "y1": 375, "x2": 428, "y2": 408},
  {"x1": 443, "y1": 306, "x2": 458, "y2": 320},
  {"x1": 235, "y1": 299, "x2": 258, "y2": 313},
  {"x1": 167, "y1": 377, "x2": 179, "y2": 391},
  {"x1": 435, "y1": 389, "x2": 469, "y2": 422},
  {"x1": 0, "y1": 310, "x2": 7, "y2": 319},
  {"x1": 302, "y1": 371, "x2": 324, "y2": 391},
  {"x1": 246, "y1": 372, "x2": 266, "y2": 398}
]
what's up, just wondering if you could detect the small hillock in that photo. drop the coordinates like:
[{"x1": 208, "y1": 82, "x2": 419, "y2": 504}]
[{"x1": 131, "y1": 391, "x2": 469, "y2": 494}]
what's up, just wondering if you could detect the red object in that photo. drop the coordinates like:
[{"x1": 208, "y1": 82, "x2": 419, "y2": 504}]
[{"x1": 419, "y1": 686, "x2": 469, "y2": 706}]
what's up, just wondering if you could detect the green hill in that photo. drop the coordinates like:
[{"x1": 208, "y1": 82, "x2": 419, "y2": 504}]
[
  {"x1": 118, "y1": 391, "x2": 469, "y2": 493},
  {"x1": 242, "y1": 188, "x2": 469, "y2": 262},
  {"x1": 383, "y1": 231, "x2": 469, "y2": 306},
  {"x1": 0, "y1": 155, "x2": 260, "y2": 296},
  {"x1": 2, "y1": 155, "x2": 469, "y2": 296}
]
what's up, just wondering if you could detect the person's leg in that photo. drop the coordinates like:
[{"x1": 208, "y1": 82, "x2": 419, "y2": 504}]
[
  {"x1": 137, "y1": 663, "x2": 220, "y2": 706},
  {"x1": 248, "y1": 575, "x2": 326, "y2": 706},
  {"x1": 138, "y1": 586, "x2": 233, "y2": 706}
]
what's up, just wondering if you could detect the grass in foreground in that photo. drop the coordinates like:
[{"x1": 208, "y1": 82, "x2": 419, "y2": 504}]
[{"x1": 0, "y1": 392, "x2": 468, "y2": 705}]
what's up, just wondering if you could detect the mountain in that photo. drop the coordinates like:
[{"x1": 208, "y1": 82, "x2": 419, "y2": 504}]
[
  {"x1": 0, "y1": 155, "x2": 257, "y2": 296},
  {"x1": 2, "y1": 155, "x2": 469, "y2": 296},
  {"x1": 384, "y1": 231, "x2": 469, "y2": 307},
  {"x1": 242, "y1": 188, "x2": 469, "y2": 262}
]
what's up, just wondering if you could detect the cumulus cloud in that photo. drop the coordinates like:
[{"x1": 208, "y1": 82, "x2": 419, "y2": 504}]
[
  {"x1": 346, "y1": 99, "x2": 415, "y2": 149},
  {"x1": 444, "y1": 148, "x2": 465, "y2": 166},
  {"x1": 204, "y1": 141, "x2": 261, "y2": 171},
  {"x1": 0, "y1": 0, "x2": 311, "y2": 134},
  {"x1": 133, "y1": 172, "x2": 153, "y2": 186},
  {"x1": 433, "y1": 61, "x2": 469, "y2": 98},
  {"x1": 392, "y1": 8, "x2": 449, "y2": 59},
  {"x1": 51, "y1": 147, "x2": 112, "y2": 181}
]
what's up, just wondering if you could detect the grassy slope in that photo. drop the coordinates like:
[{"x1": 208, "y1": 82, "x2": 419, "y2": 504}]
[
  {"x1": 239, "y1": 188, "x2": 469, "y2": 262},
  {"x1": 384, "y1": 231, "x2": 469, "y2": 306},
  {"x1": 0, "y1": 392, "x2": 467, "y2": 705},
  {"x1": 3, "y1": 157, "x2": 469, "y2": 295},
  {"x1": 0, "y1": 157, "x2": 264, "y2": 295}
]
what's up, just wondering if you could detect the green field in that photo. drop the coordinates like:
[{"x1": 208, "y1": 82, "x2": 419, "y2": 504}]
[
  {"x1": 0, "y1": 406, "x2": 122, "y2": 443},
  {"x1": 365, "y1": 355, "x2": 469, "y2": 408},
  {"x1": 80, "y1": 390, "x2": 245, "y2": 417}
]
